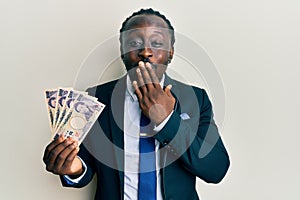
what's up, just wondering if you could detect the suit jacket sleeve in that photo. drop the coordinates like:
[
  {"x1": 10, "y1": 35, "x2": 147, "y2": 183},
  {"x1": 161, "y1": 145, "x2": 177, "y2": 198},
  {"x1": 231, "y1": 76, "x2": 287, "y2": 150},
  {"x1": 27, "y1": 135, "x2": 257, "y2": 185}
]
[{"x1": 154, "y1": 87, "x2": 230, "y2": 183}]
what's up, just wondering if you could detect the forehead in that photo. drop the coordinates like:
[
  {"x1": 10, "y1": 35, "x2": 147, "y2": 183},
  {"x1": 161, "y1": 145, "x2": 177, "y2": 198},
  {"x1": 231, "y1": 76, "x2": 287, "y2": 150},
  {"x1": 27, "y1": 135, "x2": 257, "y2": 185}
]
[
  {"x1": 122, "y1": 15, "x2": 171, "y2": 40},
  {"x1": 124, "y1": 14, "x2": 169, "y2": 31}
]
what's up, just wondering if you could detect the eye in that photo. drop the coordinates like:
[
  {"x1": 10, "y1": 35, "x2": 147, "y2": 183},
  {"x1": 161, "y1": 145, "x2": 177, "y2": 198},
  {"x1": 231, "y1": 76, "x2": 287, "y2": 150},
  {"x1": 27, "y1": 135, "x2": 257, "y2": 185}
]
[
  {"x1": 151, "y1": 41, "x2": 164, "y2": 48},
  {"x1": 128, "y1": 40, "x2": 143, "y2": 48}
]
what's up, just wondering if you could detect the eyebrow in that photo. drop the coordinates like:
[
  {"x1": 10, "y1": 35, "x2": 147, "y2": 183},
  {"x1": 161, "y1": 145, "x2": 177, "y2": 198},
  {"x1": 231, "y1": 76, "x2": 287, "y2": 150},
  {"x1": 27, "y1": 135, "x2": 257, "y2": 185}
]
[
  {"x1": 125, "y1": 29, "x2": 166, "y2": 37},
  {"x1": 126, "y1": 29, "x2": 139, "y2": 35},
  {"x1": 153, "y1": 30, "x2": 165, "y2": 36}
]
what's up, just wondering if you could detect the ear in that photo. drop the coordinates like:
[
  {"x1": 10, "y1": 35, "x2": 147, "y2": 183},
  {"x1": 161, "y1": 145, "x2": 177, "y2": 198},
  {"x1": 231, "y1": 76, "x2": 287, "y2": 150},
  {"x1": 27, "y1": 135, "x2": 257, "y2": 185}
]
[
  {"x1": 168, "y1": 47, "x2": 174, "y2": 63},
  {"x1": 120, "y1": 44, "x2": 125, "y2": 60}
]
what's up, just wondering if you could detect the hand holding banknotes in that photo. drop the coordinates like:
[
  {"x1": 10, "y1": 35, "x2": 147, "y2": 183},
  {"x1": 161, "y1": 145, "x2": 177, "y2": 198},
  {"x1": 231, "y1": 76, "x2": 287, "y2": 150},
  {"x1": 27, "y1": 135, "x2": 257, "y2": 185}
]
[
  {"x1": 43, "y1": 134, "x2": 83, "y2": 176},
  {"x1": 43, "y1": 87, "x2": 105, "y2": 176}
]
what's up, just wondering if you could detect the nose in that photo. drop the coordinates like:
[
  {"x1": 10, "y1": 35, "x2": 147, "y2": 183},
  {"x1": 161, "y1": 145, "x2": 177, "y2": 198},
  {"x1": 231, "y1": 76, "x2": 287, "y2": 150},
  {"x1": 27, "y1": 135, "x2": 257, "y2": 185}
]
[{"x1": 138, "y1": 46, "x2": 153, "y2": 60}]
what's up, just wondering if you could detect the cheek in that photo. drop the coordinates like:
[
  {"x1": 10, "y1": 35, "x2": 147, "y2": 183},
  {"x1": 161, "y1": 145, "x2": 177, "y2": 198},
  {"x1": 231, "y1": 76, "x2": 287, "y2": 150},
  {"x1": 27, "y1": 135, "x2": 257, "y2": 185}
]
[
  {"x1": 154, "y1": 50, "x2": 169, "y2": 63},
  {"x1": 156, "y1": 54, "x2": 163, "y2": 60},
  {"x1": 122, "y1": 52, "x2": 137, "y2": 68},
  {"x1": 125, "y1": 51, "x2": 139, "y2": 61}
]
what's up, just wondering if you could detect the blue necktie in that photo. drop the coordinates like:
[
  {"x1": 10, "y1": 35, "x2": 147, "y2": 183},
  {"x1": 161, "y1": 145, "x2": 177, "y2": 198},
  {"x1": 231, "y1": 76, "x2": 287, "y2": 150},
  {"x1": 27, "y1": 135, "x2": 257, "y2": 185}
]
[{"x1": 138, "y1": 112, "x2": 157, "y2": 200}]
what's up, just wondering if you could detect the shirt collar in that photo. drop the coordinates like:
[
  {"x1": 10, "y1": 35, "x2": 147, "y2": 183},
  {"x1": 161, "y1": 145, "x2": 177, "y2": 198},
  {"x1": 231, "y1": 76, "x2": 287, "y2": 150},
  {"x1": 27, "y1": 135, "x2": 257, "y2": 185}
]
[{"x1": 126, "y1": 74, "x2": 165, "y2": 102}]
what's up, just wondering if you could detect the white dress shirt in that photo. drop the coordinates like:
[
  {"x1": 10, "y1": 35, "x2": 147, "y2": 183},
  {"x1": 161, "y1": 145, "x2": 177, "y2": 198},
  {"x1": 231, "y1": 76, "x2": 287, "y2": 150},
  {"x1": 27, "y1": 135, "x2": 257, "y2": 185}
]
[
  {"x1": 123, "y1": 74, "x2": 173, "y2": 200},
  {"x1": 65, "y1": 74, "x2": 173, "y2": 200}
]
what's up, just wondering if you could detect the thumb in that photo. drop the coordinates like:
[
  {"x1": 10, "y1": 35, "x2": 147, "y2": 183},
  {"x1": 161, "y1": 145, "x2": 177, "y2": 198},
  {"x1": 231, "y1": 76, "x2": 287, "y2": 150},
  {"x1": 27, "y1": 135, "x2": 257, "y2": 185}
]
[{"x1": 164, "y1": 84, "x2": 173, "y2": 97}]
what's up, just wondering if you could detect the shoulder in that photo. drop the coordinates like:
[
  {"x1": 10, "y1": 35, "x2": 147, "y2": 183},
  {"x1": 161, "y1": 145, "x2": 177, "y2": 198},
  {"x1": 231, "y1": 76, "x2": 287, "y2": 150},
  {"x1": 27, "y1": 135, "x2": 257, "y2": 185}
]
[
  {"x1": 167, "y1": 76, "x2": 208, "y2": 98},
  {"x1": 85, "y1": 77, "x2": 125, "y2": 104},
  {"x1": 166, "y1": 75, "x2": 211, "y2": 110}
]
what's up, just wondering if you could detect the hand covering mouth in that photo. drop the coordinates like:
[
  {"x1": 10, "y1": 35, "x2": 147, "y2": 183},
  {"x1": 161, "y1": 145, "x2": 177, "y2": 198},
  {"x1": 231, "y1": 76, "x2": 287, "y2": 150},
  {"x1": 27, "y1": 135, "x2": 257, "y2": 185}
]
[{"x1": 141, "y1": 58, "x2": 158, "y2": 69}]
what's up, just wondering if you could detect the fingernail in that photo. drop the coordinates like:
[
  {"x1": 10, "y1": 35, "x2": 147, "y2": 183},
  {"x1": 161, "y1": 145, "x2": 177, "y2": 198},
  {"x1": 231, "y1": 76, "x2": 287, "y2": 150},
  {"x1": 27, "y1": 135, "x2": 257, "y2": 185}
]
[
  {"x1": 53, "y1": 134, "x2": 59, "y2": 140},
  {"x1": 136, "y1": 68, "x2": 141, "y2": 74},
  {"x1": 145, "y1": 62, "x2": 151, "y2": 68}
]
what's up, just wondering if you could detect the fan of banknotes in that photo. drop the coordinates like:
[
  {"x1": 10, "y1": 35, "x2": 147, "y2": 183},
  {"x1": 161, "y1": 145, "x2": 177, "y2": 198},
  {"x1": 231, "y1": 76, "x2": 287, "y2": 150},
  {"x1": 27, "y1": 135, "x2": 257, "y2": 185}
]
[{"x1": 44, "y1": 88, "x2": 105, "y2": 144}]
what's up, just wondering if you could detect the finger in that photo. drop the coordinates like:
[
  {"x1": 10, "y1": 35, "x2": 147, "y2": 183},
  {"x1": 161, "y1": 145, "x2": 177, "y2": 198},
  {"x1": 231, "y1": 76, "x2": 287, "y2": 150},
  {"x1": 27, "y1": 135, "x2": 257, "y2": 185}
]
[
  {"x1": 139, "y1": 62, "x2": 153, "y2": 86},
  {"x1": 133, "y1": 81, "x2": 142, "y2": 99},
  {"x1": 54, "y1": 139, "x2": 79, "y2": 173},
  {"x1": 45, "y1": 138, "x2": 75, "y2": 171},
  {"x1": 136, "y1": 68, "x2": 147, "y2": 94},
  {"x1": 145, "y1": 62, "x2": 160, "y2": 86},
  {"x1": 62, "y1": 144, "x2": 81, "y2": 173},
  {"x1": 43, "y1": 134, "x2": 65, "y2": 162},
  {"x1": 164, "y1": 84, "x2": 173, "y2": 97}
]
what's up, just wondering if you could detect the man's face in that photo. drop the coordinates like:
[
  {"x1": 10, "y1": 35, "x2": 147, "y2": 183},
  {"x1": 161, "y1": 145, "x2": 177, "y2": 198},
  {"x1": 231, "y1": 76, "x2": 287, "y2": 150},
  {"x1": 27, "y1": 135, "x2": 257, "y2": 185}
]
[
  {"x1": 121, "y1": 15, "x2": 174, "y2": 81},
  {"x1": 77, "y1": 104, "x2": 89, "y2": 114}
]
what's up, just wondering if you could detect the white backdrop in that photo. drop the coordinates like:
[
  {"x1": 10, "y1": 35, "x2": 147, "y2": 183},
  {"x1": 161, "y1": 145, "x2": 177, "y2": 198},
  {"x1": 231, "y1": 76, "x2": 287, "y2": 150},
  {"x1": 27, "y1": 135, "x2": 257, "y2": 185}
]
[{"x1": 1, "y1": 0, "x2": 299, "y2": 199}]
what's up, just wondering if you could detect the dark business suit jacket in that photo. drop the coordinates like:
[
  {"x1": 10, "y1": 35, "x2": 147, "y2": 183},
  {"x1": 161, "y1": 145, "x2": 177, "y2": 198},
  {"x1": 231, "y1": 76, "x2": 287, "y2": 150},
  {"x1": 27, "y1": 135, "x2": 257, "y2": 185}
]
[{"x1": 61, "y1": 74, "x2": 230, "y2": 200}]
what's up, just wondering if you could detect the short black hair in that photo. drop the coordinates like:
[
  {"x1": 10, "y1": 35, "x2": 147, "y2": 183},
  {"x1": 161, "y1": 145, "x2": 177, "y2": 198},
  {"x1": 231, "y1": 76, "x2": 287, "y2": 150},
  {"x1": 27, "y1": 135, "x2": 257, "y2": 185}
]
[{"x1": 119, "y1": 8, "x2": 175, "y2": 47}]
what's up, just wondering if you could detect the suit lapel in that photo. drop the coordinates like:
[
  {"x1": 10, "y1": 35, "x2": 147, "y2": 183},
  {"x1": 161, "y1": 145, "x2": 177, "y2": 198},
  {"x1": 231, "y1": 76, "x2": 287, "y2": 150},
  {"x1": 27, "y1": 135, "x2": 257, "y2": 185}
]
[
  {"x1": 160, "y1": 74, "x2": 182, "y2": 198},
  {"x1": 164, "y1": 74, "x2": 181, "y2": 116},
  {"x1": 109, "y1": 76, "x2": 127, "y2": 194}
]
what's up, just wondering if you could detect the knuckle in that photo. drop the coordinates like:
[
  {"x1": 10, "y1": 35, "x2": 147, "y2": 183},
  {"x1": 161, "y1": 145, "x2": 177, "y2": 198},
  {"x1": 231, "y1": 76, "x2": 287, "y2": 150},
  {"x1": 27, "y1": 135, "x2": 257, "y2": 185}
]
[
  {"x1": 74, "y1": 141, "x2": 79, "y2": 147},
  {"x1": 57, "y1": 154, "x2": 65, "y2": 162},
  {"x1": 152, "y1": 92, "x2": 158, "y2": 99},
  {"x1": 52, "y1": 168, "x2": 59, "y2": 175},
  {"x1": 46, "y1": 165, "x2": 53, "y2": 172},
  {"x1": 62, "y1": 140, "x2": 70, "y2": 147},
  {"x1": 68, "y1": 143, "x2": 76, "y2": 150},
  {"x1": 42, "y1": 157, "x2": 48, "y2": 164},
  {"x1": 141, "y1": 98, "x2": 147, "y2": 105},
  {"x1": 45, "y1": 146, "x2": 51, "y2": 154},
  {"x1": 66, "y1": 156, "x2": 73, "y2": 163},
  {"x1": 49, "y1": 151, "x2": 57, "y2": 159}
]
